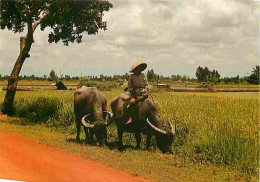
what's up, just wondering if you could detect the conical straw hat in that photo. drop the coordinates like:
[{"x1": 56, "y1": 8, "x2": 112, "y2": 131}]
[{"x1": 129, "y1": 61, "x2": 147, "y2": 73}]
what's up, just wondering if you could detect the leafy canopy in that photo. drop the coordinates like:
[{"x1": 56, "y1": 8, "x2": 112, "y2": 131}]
[
  {"x1": 0, "y1": 0, "x2": 113, "y2": 45},
  {"x1": 247, "y1": 66, "x2": 259, "y2": 84},
  {"x1": 196, "y1": 66, "x2": 220, "y2": 83}
]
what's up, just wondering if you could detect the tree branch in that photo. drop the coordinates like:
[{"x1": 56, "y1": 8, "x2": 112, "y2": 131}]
[
  {"x1": 32, "y1": 11, "x2": 49, "y2": 32},
  {"x1": 27, "y1": 20, "x2": 33, "y2": 38}
]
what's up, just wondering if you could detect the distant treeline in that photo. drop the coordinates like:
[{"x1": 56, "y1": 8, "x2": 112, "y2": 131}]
[{"x1": 0, "y1": 66, "x2": 259, "y2": 85}]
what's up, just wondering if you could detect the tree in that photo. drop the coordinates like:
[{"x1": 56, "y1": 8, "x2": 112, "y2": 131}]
[
  {"x1": 79, "y1": 76, "x2": 90, "y2": 87},
  {"x1": 0, "y1": 0, "x2": 113, "y2": 115},
  {"x1": 124, "y1": 73, "x2": 129, "y2": 81},
  {"x1": 147, "y1": 69, "x2": 156, "y2": 82},
  {"x1": 64, "y1": 75, "x2": 71, "y2": 80},
  {"x1": 49, "y1": 69, "x2": 57, "y2": 81},
  {"x1": 195, "y1": 66, "x2": 204, "y2": 82},
  {"x1": 181, "y1": 75, "x2": 187, "y2": 82},
  {"x1": 209, "y1": 69, "x2": 221, "y2": 84},
  {"x1": 247, "y1": 66, "x2": 260, "y2": 84},
  {"x1": 203, "y1": 67, "x2": 211, "y2": 82},
  {"x1": 234, "y1": 75, "x2": 240, "y2": 84},
  {"x1": 196, "y1": 66, "x2": 220, "y2": 83}
]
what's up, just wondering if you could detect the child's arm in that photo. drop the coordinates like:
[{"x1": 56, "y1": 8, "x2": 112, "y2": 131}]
[
  {"x1": 128, "y1": 74, "x2": 134, "y2": 93},
  {"x1": 144, "y1": 74, "x2": 149, "y2": 92}
]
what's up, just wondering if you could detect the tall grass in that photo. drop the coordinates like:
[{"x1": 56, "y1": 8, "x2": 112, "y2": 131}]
[
  {"x1": 153, "y1": 92, "x2": 259, "y2": 174},
  {"x1": 0, "y1": 89, "x2": 258, "y2": 175}
]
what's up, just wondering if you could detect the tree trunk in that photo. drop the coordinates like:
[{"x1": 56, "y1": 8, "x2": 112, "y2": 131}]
[{"x1": 1, "y1": 36, "x2": 33, "y2": 115}]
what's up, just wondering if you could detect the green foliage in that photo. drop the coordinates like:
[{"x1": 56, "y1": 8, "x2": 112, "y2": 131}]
[
  {"x1": 147, "y1": 69, "x2": 157, "y2": 82},
  {"x1": 222, "y1": 75, "x2": 248, "y2": 84},
  {"x1": 156, "y1": 93, "x2": 258, "y2": 175},
  {"x1": 78, "y1": 78, "x2": 119, "y2": 91},
  {"x1": 79, "y1": 76, "x2": 90, "y2": 86},
  {"x1": 95, "y1": 82, "x2": 119, "y2": 91},
  {"x1": 49, "y1": 69, "x2": 58, "y2": 81},
  {"x1": 196, "y1": 66, "x2": 220, "y2": 83},
  {"x1": 47, "y1": 102, "x2": 75, "y2": 127},
  {"x1": 12, "y1": 90, "x2": 75, "y2": 127},
  {"x1": 146, "y1": 69, "x2": 192, "y2": 83},
  {"x1": 0, "y1": 0, "x2": 113, "y2": 45},
  {"x1": 14, "y1": 97, "x2": 61, "y2": 123},
  {"x1": 247, "y1": 66, "x2": 259, "y2": 84}
]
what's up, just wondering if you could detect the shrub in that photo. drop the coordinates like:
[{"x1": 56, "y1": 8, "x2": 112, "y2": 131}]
[
  {"x1": 14, "y1": 97, "x2": 61, "y2": 123},
  {"x1": 47, "y1": 102, "x2": 75, "y2": 128},
  {"x1": 96, "y1": 82, "x2": 118, "y2": 91},
  {"x1": 78, "y1": 80, "x2": 119, "y2": 91},
  {"x1": 13, "y1": 95, "x2": 75, "y2": 127}
]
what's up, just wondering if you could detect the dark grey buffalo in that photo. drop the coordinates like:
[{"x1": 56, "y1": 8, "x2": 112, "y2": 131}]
[
  {"x1": 110, "y1": 93, "x2": 175, "y2": 153},
  {"x1": 74, "y1": 86, "x2": 111, "y2": 145}
]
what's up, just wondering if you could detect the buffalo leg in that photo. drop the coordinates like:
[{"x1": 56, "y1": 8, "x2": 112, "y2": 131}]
[
  {"x1": 76, "y1": 120, "x2": 81, "y2": 141},
  {"x1": 117, "y1": 129, "x2": 124, "y2": 149},
  {"x1": 83, "y1": 126, "x2": 90, "y2": 142},
  {"x1": 146, "y1": 134, "x2": 152, "y2": 150},
  {"x1": 89, "y1": 129, "x2": 94, "y2": 144},
  {"x1": 135, "y1": 132, "x2": 141, "y2": 149}
]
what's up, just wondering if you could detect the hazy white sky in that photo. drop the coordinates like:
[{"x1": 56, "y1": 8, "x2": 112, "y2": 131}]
[{"x1": 0, "y1": 0, "x2": 259, "y2": 78}]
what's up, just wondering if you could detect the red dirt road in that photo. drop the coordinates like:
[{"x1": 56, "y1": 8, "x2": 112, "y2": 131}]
[{"x1": 0, "y1": 131, "x2": 149, "y2": 182}]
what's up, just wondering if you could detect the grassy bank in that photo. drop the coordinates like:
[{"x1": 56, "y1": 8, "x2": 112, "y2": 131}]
[
  {"x1": 0, "y1": 88, "x2": 258, "y2": 180},
  {"x1": 0, "y1": 120, "x2": 255, "y2": 182}
]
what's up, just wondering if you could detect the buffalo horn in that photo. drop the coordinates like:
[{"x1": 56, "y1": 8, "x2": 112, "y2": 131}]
[
  {"x1": 81, "y1": 115, "x2": 94, "y2": 128},
  {"x1": 167, "y1": 121, "x2": 175, "y2": 135},
  {"x1": 103, "y1": 111, "x2": 113, "y2": 119},
  {"x1": 146, "y1": 119, "x2": 167, "y2": 135}
]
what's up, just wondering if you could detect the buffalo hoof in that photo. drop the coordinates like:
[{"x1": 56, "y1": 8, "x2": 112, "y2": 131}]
[
  {"x1": 118, "y1": 144, "x2": 124, "y2": 151},
  {"x1": 98, "y1": 141, "x2": 107, "y2": 147},
  {"x1": 89, "y1": 140, "x2": 96, "y2": 146},
  {"x1": 135, "y1": 146, "x2": 141, "y2": 150},
  {"x1": 84, "y1": 139, "x2": 92, "y2": 145},
  {"x1": 146, "y1": 146, "x2": 155, "y2": 152},
  {"x1": 163, "y1": 150, "x2": 173, "y2": 155}
]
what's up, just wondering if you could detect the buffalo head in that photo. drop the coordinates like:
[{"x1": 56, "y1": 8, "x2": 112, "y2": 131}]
[
  {"x1": 147, "y1": 119, "x2": 175, "y2": 154},
  {"x1": 81, "y1": 111, "x2": 112, "y2": 146}
]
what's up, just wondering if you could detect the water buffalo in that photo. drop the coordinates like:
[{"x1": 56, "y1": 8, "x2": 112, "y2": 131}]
[
  {"x1": 110, "y1": 93, "x2": 175, "y2": 153},
  {"x1": 74, "y1": 86, "x2": 111, "y2": 145}
]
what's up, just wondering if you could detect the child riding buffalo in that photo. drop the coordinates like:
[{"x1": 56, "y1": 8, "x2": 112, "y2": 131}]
[{"x1": 126, "y1": 61, "x2": 149, "y2": 124}]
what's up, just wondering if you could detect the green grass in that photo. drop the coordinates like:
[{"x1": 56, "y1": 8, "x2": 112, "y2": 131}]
[
  {"x1": 0, "y1": 80, "x2": 79, "y2": 86},
  {"x1": 0, "y1": 80, "x2": 259, "y2": 88},
  {"x1": 168, "y1": 82, "x2": 259, "y2": 88},
  {"x1": 0, "y1": 88, "x2": 259, "y2": 181}
]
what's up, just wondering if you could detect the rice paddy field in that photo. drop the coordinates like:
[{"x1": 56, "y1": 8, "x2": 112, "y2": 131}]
[{"x1": 0, "y1": 87, "x2": 259, "y2": 181}]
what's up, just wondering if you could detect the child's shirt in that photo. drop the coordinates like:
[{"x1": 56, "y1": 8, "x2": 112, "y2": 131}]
[{"x1": 128, "y1": 73, "x2": 148, "y2": 95}]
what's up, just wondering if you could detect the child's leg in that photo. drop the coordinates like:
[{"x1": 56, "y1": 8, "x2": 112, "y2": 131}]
[{"x1": 126, "y1": 96, "x2": 136, "y2": 124}]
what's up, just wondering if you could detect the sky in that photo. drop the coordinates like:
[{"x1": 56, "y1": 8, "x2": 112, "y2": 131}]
[{"x1": 0, "y1": 0, "x2": 259, "y2": 78}]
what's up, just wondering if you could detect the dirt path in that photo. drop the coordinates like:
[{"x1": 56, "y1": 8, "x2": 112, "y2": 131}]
[{"x1": 0, "y1": 131, "x2": 149, "y2": 182}]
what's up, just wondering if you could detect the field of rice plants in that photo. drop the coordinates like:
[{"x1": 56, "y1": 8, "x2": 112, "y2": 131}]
[{"x1": 0, "y1": 88, "x2": 258, "y2": 177}]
